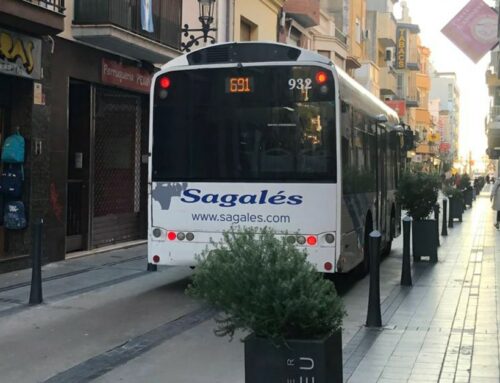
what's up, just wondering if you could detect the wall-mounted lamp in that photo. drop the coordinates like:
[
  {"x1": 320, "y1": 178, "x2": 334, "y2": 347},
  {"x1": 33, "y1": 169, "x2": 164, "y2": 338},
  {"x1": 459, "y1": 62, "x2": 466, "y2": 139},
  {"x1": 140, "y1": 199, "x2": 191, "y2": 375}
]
[{"x1": 181, "y1": 0, "x2": 217, "y2": 52}]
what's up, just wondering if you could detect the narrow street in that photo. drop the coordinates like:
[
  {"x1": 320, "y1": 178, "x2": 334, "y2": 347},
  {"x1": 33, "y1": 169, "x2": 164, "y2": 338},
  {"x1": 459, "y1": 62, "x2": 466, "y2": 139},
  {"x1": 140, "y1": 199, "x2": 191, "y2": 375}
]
[{"x1": 0, "y1": 189, "x2": 499, "y2": 383}]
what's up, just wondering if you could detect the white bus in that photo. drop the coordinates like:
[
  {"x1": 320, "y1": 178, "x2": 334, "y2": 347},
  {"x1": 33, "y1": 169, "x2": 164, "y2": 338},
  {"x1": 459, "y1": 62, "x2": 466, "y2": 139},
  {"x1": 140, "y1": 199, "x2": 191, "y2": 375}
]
[{"x1": 148, "y1": 42, "x2": 403, "y2": 274}]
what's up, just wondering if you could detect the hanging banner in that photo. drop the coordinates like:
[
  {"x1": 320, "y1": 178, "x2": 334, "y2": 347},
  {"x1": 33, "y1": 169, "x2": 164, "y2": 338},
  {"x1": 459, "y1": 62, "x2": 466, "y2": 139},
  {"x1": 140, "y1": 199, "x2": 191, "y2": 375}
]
[
  {"x1": 441, "y1": 0, "x2": 499, "y2": 63},
  {"x1": 395, "y1": 28, "x2": 407, "y2": 70},
  {"x1": 141, "y1": 0, "x2": 154, "y2": 33},
  {"x1": 0, "y1": 28, "x2": 42, "y2": 79}
]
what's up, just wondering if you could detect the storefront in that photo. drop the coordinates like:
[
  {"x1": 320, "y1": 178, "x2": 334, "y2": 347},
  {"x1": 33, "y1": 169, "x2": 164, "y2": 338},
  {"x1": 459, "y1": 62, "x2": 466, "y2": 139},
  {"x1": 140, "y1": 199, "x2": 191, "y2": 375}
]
[
  {"x1": 50, "y1": 38, "x2": 152, "y2": 256},
  {"x1": 0, "y1": 27, "x2": 44, "y2": 267}
]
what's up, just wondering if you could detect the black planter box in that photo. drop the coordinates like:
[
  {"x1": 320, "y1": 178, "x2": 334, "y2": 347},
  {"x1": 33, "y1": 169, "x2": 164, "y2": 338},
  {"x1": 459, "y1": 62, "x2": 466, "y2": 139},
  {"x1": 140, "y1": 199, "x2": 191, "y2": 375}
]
[
  {"x1": 463, "y1": 189, "x2": 473, "y2": 207},
  {"x1": 412, "y1": 219, "x2": 438, "y2": 261},
  {"x1": 449, "y1": 197, "x2": 463, "y2": 222},
  {"x1": 244, "y1": 331, "x2": 343, "y2": 383}
]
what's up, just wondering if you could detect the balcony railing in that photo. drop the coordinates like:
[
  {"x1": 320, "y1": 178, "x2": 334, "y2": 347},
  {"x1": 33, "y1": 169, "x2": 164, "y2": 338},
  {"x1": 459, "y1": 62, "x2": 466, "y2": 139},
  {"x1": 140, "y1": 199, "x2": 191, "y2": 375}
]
[
  {"x1": 335, "y1": 28, "x2": 347, "y2": 45},
  {"x1": 74, "y1": 0, "x2": 181, "y2": 50},
  {"x1": 27, "y1": 0, "x2": 65, "y2": 14}
]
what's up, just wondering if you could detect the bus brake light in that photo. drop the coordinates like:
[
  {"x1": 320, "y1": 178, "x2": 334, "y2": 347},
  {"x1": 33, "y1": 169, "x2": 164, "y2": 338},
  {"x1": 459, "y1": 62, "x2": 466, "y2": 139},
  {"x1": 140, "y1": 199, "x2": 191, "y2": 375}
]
[
  {"x1": 315, "y1": 71, "x2": 328, "y2": 85},
  {"x1": 307, "y1": 236, "x2": 317, "y2": 246},
  {"x1": 167, "y1": 231, "x2": 176, "y2": 240},
  {"x1": 159, "y1": 77, "x2": 171, "y2": 89}
]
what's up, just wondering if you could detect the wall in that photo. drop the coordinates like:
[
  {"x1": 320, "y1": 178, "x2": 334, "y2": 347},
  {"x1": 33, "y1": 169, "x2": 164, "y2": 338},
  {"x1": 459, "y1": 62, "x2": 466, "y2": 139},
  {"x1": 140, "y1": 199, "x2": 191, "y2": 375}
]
[{"x1": 234, "y1": 0, "x2": 281, "y2": 41}]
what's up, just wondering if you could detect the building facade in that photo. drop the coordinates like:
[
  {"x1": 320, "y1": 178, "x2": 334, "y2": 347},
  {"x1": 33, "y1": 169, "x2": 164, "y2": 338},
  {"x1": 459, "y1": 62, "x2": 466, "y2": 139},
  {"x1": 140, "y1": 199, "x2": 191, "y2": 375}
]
[{"x1": 0, "y1": 0, "x2": 183, "y2": 272}]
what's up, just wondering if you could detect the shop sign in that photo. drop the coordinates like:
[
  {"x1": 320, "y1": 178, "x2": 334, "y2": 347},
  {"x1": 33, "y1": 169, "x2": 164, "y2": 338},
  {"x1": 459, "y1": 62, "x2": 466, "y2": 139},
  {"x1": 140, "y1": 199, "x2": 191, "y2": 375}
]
[
  {"x1": 385, "y1": 99, "x2": 406, "y2": 117},
  {"x1": 440, "y1": 142, "x2": 451, "y2": 153},
  {"x1": 395, "y1": 28, "x2": 407, "y2": 70},
  {"x1": 102, "y1": 59, "x2": 152, "y2": 94},
  {"x1": 0, "y1": 28, "x2": 42, "y2": 80}
]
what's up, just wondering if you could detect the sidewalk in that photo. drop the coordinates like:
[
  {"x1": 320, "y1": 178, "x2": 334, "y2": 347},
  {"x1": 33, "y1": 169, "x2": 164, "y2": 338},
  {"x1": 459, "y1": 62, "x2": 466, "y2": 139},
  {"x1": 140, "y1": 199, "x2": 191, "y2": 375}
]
[{"x1": 0, "y1": 189, "x2": 498, "y2": 383}]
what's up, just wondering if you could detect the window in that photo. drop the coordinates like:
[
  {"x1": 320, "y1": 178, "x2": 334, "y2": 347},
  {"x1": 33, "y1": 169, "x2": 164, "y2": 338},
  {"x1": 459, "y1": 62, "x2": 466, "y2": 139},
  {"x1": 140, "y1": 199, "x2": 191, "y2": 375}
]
[
  {"x1": 355, "y1": 18, "x2": 362, "y2": 44},
  {"x1": 240, "y1": 17, "x2": 257, "y2": 41}
]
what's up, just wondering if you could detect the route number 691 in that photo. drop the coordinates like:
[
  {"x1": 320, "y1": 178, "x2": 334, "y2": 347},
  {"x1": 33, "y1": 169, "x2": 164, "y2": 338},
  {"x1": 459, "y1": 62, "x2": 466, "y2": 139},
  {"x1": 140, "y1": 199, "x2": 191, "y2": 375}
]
[{"x1": 288, "y1": 78, "x2": 312, "y2": 91}]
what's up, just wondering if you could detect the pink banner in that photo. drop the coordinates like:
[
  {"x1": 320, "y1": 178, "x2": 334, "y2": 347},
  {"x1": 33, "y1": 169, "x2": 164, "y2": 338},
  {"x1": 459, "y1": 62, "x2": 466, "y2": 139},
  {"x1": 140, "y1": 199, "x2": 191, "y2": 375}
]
[{"x1": 441, "y1": 0, "x2": 499, "y2": 63}]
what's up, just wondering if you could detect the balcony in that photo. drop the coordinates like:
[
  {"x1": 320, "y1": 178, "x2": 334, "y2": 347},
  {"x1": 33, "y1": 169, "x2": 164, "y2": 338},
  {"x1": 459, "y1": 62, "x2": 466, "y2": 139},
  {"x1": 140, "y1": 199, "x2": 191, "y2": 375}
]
[
  {"x1": 379, "y1": 66, "x2": 397, "y2": 96},
  {"x1": 284, "y1": 0, "x2": 320, "y2": 28},
  {"x1": 0, "y1": 0, "x2": 65, "y2": 35},
  {"x1": 376, "y1": 12, "x2": 396, "y2": 48},
  {"x1": 354, "y1": 61, "x2": 380, "y2": 97},
  {"x1": 416, "y1": 73, "x2": 430, "y2": 91},
  {"x1": 73, "y1": 0, "x2": 181, "y2": 63},
  {"x1": 415, "y1": 108, "x2": 431, "y2": 125}
]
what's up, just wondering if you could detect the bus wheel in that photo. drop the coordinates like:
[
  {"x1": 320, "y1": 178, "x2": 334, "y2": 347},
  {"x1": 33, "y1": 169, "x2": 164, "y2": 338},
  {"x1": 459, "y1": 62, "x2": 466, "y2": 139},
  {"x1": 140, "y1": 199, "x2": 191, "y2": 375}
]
[
  {"x1": 382, "y1": 210, "x2": 395, "y2": 256},
  {"x1": 354, "y1": 217, "x2": 372, "y2": 278}
]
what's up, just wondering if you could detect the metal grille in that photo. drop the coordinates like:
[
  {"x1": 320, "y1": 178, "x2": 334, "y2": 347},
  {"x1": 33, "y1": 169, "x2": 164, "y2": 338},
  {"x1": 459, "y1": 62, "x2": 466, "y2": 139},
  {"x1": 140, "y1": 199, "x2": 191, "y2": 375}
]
[
  {"x1": 27, "y1": 0, "x2": 66, "y2": 14},
  {"x1": 92, "y1": 88, "x2": 141, "y2": 246}
]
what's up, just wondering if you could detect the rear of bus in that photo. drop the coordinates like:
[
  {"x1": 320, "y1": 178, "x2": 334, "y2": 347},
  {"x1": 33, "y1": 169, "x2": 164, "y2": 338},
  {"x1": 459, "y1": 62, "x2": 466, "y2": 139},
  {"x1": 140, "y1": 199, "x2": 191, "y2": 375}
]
[{"x1": 148, "y1": 43, "x2": 341, "y2": 273}]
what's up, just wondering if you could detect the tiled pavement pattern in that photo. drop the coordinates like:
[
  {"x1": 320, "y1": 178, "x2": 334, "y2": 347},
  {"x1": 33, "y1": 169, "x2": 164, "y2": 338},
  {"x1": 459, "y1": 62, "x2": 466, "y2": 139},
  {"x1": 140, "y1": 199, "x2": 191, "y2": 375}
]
[{"x1": 344, "y1": 189, "x2": 500, "y2": 383}]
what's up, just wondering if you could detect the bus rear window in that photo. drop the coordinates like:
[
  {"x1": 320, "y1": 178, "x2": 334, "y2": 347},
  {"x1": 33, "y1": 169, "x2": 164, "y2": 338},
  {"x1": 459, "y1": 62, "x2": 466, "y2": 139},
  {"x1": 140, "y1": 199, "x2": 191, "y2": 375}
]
[{"x1": 152, "y1": 66, "x2": 337, "y2": 182}]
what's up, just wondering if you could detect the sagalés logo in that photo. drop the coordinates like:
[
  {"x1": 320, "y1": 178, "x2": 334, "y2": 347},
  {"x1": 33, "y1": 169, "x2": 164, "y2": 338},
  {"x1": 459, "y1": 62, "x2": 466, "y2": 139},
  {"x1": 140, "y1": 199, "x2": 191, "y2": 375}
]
[{"x1": 180, "y1": 189, "x2": 303, "y2": 207}]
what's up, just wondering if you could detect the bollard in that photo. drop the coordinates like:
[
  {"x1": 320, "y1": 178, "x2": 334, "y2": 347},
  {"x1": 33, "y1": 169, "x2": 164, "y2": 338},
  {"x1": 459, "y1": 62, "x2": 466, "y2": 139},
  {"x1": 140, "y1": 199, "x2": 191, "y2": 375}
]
[
  {"x1": 147, "y1": 263, "x2": 157, "y2": 272},
  {"x1": 366, "y1": 230, "x2": 382, "y2": 327},
  {"x1": 401, "y1": 216, "x2": 412, "y2": 287},
  {"x1": 29, "y1": 218, "x2": 43, "y2": 305},
  {"x1": 433, "y1": 204, "x2": 440, "y2": 247},
  {"x1": 448, "y1": 198, "x2": 454, "y2": 228},
  {"x1": 441, "y1": 199, "x2": 448, "y2": 236}
]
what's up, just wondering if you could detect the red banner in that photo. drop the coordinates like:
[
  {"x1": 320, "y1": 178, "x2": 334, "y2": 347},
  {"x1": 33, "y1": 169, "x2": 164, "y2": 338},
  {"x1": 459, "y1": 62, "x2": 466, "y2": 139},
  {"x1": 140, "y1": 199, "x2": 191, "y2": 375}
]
[
  {"x1": 385, "y1": 99, "x2": 406, "y2": 117},
  {"x1": 101, "y1": 59, "x2": 152, "y2": 93}
]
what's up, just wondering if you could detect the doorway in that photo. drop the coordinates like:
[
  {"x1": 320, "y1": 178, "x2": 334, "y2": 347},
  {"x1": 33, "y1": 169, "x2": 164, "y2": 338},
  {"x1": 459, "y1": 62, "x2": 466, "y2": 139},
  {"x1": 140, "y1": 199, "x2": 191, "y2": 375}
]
[{"x1": 66, "y1": 82, "x2": 91, "y2": 252}]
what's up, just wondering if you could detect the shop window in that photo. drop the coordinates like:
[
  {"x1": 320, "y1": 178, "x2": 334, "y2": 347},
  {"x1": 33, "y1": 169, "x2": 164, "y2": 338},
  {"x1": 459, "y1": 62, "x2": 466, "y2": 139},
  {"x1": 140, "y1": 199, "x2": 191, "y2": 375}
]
[{"x1": 240, "y1": 17, "x2": 257, "y2": 41}]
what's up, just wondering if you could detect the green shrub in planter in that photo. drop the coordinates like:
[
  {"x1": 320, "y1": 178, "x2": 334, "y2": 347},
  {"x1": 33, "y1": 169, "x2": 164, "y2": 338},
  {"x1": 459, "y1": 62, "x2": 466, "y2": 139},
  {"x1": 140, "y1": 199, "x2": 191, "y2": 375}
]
[
  {"x1": 187, "y1": 227, "x2": 345, "y2": 343},
  {"x1": 187, "y1": 227, "x2": 346, "y2": 383},
  {"x1": 397, "y1": 172, "x2": 440, "y2": 261},
  {"x1": 396, "y1": 171, "x2": 440, "y2": 220},
  {"x1": 444, "y1": 185, "x2": 464, "y2": 221}
]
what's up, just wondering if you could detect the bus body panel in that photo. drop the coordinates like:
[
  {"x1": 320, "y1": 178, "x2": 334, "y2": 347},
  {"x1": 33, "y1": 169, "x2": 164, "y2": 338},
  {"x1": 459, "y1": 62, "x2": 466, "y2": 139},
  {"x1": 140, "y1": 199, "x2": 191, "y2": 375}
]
[{"x1": 149, "y1": 182, "x2": 339, "y2": 272}]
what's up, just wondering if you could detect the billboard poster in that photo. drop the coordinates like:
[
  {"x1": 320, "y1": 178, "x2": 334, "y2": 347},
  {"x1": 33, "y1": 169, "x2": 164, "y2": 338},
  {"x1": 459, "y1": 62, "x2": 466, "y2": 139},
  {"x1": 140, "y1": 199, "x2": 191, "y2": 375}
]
[{"x1": 441, "y1": 0, "x2": 499, "y2": 63}]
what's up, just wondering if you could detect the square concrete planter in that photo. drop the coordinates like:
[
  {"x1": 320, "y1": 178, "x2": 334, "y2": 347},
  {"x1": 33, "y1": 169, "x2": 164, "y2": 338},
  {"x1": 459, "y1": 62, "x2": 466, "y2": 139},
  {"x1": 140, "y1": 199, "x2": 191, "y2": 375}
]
[{"x1": 244, "y1": 331, "x2": 343, "y2": 383}]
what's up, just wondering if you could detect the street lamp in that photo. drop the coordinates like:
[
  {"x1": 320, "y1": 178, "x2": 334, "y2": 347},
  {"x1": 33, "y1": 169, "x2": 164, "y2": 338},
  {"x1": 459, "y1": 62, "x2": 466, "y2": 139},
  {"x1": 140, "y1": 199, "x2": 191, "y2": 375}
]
[{"x1": 181, "y1": 0, "x2": 217, "y2": 52}]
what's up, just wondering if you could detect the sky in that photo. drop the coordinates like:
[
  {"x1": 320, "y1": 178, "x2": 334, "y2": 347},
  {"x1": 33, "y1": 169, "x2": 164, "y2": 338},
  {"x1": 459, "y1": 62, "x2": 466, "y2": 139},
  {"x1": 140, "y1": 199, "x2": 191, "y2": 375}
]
[{"x1": 393, "y1": 0, "x2": 495, "y2": 167}]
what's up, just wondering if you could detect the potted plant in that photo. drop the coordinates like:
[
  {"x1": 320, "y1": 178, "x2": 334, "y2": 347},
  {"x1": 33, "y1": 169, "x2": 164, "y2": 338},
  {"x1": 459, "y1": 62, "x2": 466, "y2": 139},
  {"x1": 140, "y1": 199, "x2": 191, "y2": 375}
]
[
  {"x1": 444, "y1": 185, "x2": 464, "y2": 222},
  {"x1": 396, "y1": 171, "x2": 440, "y2": 261},
  {"x1": 187, "y1": 227, "x2": 346, "y2": 383}
]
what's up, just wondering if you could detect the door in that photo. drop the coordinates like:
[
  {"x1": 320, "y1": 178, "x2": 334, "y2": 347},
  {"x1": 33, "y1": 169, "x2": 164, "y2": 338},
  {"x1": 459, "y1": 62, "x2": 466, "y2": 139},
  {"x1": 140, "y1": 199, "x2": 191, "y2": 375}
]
[
  {"x1": 92, "y1": 87, "x2": 142, "y2": 247},
  {"x1": 66, "y1": 82, "x2": 91, "y2": 252}
]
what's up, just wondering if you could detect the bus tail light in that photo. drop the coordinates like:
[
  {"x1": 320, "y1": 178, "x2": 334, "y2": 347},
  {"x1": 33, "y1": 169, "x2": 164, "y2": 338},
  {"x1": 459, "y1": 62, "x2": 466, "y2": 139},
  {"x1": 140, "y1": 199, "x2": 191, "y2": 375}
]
[
  {"x1": 153, "y1": 255, "x2": 160, "y2": 263},
  {"x1": 186, "y1": 232, "x2": 195, "y2": 241},
  {"x1": 159, "y1": 76, "x2": 171, "y2": 89},
  {"x1": 297, "y1": 236, "x2": 306, "y2": 245},
  {"x1": 306, "y1": 236, "x2": 317, "y2": 246},
  {"x1": 167, "y1": 231, "x2": 176, "y2": 241},
  {"x1": 325, "y1": 233, "x2": 335, "y2": 244},
  {"x1": 177, "y1": 232, "x2": 186, "y2": 241},
  {"x1": 324, "y1": 262, "x2": 333, "y2": 271},
  {"x1": 152, "y1": 228, "x2": 162, "y2": 238}
]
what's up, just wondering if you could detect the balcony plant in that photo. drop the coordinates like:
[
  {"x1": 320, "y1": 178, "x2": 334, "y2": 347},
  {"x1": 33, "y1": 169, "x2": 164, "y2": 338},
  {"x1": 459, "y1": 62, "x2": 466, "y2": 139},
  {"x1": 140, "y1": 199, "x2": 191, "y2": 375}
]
[
  {"x1": 397, "y1": 171, "x2": 440, "y2": 261},
  {"x1": 187, "y1": 227, "x2": 345, "y2": 383}
]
